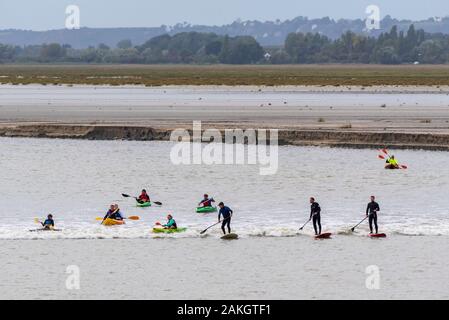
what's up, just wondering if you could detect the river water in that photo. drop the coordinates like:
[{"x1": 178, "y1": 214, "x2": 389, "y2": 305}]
[{"x1": 0, "y1": 137, "x2": 448, "y2": 299}]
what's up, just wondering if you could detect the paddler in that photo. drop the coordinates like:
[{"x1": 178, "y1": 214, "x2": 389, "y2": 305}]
[
  {"x1": 309, "y1": 197, "x2": 322, "y2": 235},
  {"x1": 104, "y1": 204, "x2": 124, "y2": 221},
  {"x1": 198, "y1": 194, "x2": 215, "y2": 207},
  {"x1": 386, "y1": 155, "x2": 399, "y2": 168},
  {"x1": 366, "y1": 196, "x2": 380, "y2": 234},
  {"x1": 162, "y1": 214, "x2": 177, "y2": 229},
  {"x1": 137, "y1": 189, "x2": 150, "y2": 203},
  {"x1": 41, "y1": 214, "x2": 55, "y2": 230},
  {"x1": 218, "y1": 202, "x2": 233, "y2": 235}
]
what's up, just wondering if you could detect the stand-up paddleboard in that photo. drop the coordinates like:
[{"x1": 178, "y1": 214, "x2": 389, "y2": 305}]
[
  {"x1": 221, "y1": 233, "x2": 238, "y2": 240},
  {"x1": 369, "y1": 233, "x2": 387, "y2": 238},
  {"x1": 315, "y1": 232, "x2": 332, "y2": 239},
  {"x1": 29, "y1": 228, "x2": 62, "y2": 232}
]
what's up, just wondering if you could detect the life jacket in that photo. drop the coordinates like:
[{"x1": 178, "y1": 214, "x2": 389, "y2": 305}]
[
  {"x1": 388, "y1": 158, "x2": 398, "y2": 166},
  {"x1": 139, "y1": 194, "x2": 150, "y2": 202}
]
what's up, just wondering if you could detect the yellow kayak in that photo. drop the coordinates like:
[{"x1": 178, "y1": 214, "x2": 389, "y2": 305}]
[{"x1": 102, "y1": 218, "x2": 125, "y2": 226}]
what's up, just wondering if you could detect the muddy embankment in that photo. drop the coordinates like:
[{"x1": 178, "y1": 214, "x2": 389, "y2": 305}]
[{"x1": 1, "y1": 124, "x2": 449, "y2": 151}]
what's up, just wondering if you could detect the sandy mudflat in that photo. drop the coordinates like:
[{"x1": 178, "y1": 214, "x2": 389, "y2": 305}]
[{"x1": 1, "y1": 84, "x2": 449, "y2": 149}]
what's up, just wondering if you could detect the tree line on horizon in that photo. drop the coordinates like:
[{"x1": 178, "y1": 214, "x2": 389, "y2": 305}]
[{"x1": 0, "y1": 25, "x2": 448, "y2": 64}]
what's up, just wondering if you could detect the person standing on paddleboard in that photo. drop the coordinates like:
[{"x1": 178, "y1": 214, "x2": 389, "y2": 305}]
[
  {"x1": 218, "y1": 202, "x2": 233, "y2": 235},
  {"x1": 309, "y1": 197, "x2": 322, "y2": 235},
  {"x1": 366, "y1": 196, "x2": 380, "y2": 234}
]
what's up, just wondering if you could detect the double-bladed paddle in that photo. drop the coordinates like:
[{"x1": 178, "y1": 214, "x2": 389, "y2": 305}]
[{"x1": 121, "y1": 193, "x2": 162, "y2": 206}]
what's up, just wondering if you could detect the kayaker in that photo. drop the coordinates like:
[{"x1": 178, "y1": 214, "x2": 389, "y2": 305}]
[
  {"x1": 309, "y1": 197, "x2": 321, "y2": 235},
  {"x1": 163, "y1": 214, "x2": 177, "y2": 229},
  {"x1": 137, "y1": 189, "x2": 150, "y2": 203},
  {"x1": 386, "y1": 155, "x2": 399, "y2": 168},
  {"x1": 104, "y1": 204, "x2": 124, "y2": 221},
  {"x1": 218, "y1": 202, "x2": 233, "y2": 235},
  {"x1": 41, "y1": 214, "x2": 55, "y2": 230},
  {"x1": 366, "y1": 196, "x2": 380, "y2": 234},
  {"x1": 199, "y1": 194, "x2": 215, "y2": 207}
]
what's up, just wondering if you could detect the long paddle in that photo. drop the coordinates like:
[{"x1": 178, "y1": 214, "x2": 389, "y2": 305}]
[
  {"x1": 351, "y1": 215, "x2": 369, "y2": 232},
  {"x1": 96, "y1": 216, "x2": 140, "y2": 221},
  {"x1": 121, "y1": 193, "x2": 162, "y2": 206},
  {"x1": 200, "y1": 216, "x2": 231, "y2": 235},
  {"x1": 299, "y1": 218, "x2": 311, "y2": 231}
]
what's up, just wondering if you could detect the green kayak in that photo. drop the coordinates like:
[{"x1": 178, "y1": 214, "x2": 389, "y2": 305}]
[
  {"x1": 196, "y1": 206, "x2": 217, "y2": 213},
  {"x1": 152, "y1": 227, "x2": 187, "y2": 234},
  {"x1": 136, "y1": 201, "x2": 152, "y2": 207}
]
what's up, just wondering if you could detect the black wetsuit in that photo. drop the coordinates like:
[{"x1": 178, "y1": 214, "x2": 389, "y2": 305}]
[
  {"x1": 218, "y1": 206, "x2": 233, "y2": 234},
  {"x1": 310, "y1": 202, "x2": 321, "y2": 235},
  {"x1": 366, "y1": 201, "x2": 380, "y2": 234}
]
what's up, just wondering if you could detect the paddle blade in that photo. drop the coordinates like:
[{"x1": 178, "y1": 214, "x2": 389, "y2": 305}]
[
  {"x1": 381, "y1": 148, "x2": 389, "y2": 155},
  {"x1": 127, "y1": 216, "x2": 140, "y2": 220},
  {"x1": 153, "y1": 201, "x2": 163, "y2": 206},
  {"x1": 34, "y1": 218, "x2": 40, "y2": 224},
  {"x1": 121, "y1": 193, "x2": 131, "y2": 198},
  {"x1": 400, "y1": 165, "x2": 408, "y2": 169},
  {"x1": 378, "y1": 154, "x2": 385, "y2": 160},
  {"x1": 95, "y1": 217, "x2": 103, "y2": 221}
]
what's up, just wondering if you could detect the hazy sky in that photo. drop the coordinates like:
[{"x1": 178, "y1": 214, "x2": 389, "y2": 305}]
[{"x1": 0, "y1": 0, "x2": 448, "y2": 30}]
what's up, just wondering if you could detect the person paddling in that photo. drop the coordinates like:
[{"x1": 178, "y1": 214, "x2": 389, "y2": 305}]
[
  {"x1": 104, "y1": 204, "x2": 124, "y2": 221},
  {"x1": 218, "y1": 202, "x2": 233, "y2": 235},
  {"x1": 386, "y1": 155, "x2": 399, "y2": 169},
  {"x1": 198, "y1": 194, "x2": 215, "y2": 207},
  {"x1": 41, "y1": 214, "x2": 55, "y2": 230},
  {"x1": 162, "y1": 214, "x2": 177, "y2": 230},
  {"x1": 137, "y1": 189, "x2": 150, "y2": 203},
  {"x1": 309, "y1": 197, "x2": 322, "y2": 235},
  {"x1": 366, "y1": 196, "x2": 380, "y2": 234}
]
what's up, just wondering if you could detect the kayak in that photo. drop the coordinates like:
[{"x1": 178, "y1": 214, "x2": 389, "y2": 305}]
[
  {"x1": 152, "y1": 227, "x2": 187, "y2": 234},
  {"x1": 136, "y1": 202, "x2": 152, "y2": 207},
  {"x1": 221, "y1": 233, "x2": 238, "y2": 240},
  {"x1": 103, "y1": 218, "x2": 125, "y2": 226},
  {"x1": 385, "y1": 164, "x2": 400, "y2": 170},
  {"x1": 369, "y1": 233, "x2": 387, "y2": 238},
  {"x1": 315, "y1": 232, "x2": 332, "y2": 239},
  {"x1": 196, "y1": 206, "x2": 217, "y2": 213}
]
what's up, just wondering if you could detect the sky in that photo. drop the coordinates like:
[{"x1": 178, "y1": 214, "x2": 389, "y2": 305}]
[{"x1": 0, "y1": 0, "x2": 448, "y2": 30}]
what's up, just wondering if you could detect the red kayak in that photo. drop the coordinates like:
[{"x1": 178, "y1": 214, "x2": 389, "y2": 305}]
[
  {"x1": 369, "y1": 233, "x2": 387, "y2": 238},
  {"x1": 315, "y1": 233, "x2": 332, "y2": 239}
]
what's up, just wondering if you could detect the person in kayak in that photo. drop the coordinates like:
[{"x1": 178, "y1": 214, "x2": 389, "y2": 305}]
[
  {"x1": 104, "y1": 204, "x2": 124, "y2": 221},
  {"x1": 218, "y1": 202, "x2": 233, "y2": 235},
  {"x1": 162, "y1": 214, "x2": 177, "y2": 229},
  {"x1": 41, "y1": 214, "x2": 55, "y2": 230},
  {"x1": 386, "y1": 155, "x2": 399, "y2": 168},
  {"x1": 137, "y1": 189, "x2": 150, "y2": 203},
  {"x1": 366, "y1": 196, "x2": 380, "y2": 234},
  {"x1": 309, "y1": 197, "x2": 322, "y2": 235},
  {"x1": 198, "y1": 194, "x2": 215, "y2": 207}
]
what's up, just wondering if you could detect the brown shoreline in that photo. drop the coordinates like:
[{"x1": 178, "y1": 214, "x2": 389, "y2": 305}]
[{"x1": 1, "y1": 124, "x2": 449, "y2": 151}]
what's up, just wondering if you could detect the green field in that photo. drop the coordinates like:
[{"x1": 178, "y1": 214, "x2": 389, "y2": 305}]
[{"x1": 1, "y1": 64, "x2": 449, "y2": 86}]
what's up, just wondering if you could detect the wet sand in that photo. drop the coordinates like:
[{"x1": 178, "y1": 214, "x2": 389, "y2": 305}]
[
  {"x1": 1, "y1": 237, "x2": 448, "y2": 300},
  {"x1": 1, "y1": 85, "x2": 449, "y2": 149}
]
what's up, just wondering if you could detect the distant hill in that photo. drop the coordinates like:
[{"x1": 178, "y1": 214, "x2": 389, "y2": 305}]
[{"x1": 1, "y1": 15, "x2": 449, "y2": 48}]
